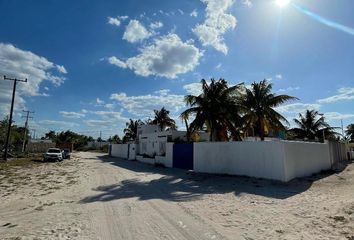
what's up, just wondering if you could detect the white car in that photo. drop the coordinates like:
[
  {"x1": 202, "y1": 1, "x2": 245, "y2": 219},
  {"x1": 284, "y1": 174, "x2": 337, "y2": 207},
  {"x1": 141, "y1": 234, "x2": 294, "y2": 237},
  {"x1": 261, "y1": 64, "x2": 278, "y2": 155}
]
[{"x1": 43, "y1": 148, "x2": 63, "y2": 161}]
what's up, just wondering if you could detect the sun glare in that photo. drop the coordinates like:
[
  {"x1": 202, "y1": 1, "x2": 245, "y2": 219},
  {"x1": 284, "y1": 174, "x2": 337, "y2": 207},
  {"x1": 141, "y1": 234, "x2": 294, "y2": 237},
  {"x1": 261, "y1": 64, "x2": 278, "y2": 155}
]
[{"x1": 275, "y1": 0, "x2": 290, "y2": 8}]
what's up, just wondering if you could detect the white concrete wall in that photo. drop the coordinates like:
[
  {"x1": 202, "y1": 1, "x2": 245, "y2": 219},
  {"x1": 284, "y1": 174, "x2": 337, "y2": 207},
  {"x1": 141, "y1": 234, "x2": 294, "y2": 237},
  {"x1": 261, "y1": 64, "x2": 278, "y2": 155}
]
[
  {"x1": 138, "y1": 156, "x2": 155, "y2": 165},
  {"x1": 283, "y1": 141, "x2": 331, "y2": 181},
  {"x1": 111, "y1": 144, "x2": 129, "y2": 159},
  {"x1": 193, "y1": 141, "x2": 332, "y2": 182},
  {"x1": 350, "y1": 151, "x2": 354, "y2": 160},
  {"x1": 154, "y1": 143, "x2": 173, "y2": 167},
  {"x1": 139, "y1": 132, "x2": 165, "y2": 157},
  {"x1": 128, "y1": 144, "x2": 136, "y2": 160},
  {"x1": 194, "y1": 142, "x2": 287, "y2": 181},
  {"x1": 139, "y1": 131, "x2": 175, "y2": 157}
]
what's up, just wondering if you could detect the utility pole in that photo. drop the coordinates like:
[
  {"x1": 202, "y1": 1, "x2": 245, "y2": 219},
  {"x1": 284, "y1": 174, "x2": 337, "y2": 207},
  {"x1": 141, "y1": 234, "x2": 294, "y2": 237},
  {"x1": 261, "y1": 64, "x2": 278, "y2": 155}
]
[
  {"x1": 21, "y1": 110, "x2": 34, "y2": 152},
  {"x1": 341, "y1": 119, "x2": 344, "y2": 138},
  {"x1": 2, "y1": 76, "x2": 28, "y2": 160}
]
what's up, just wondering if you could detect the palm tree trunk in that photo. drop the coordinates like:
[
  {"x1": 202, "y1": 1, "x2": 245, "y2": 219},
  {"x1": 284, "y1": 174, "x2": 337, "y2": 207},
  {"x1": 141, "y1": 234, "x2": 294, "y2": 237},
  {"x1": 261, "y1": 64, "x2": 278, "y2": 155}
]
[
  {"x1": 258, "y1": 117, "x2": 265, "y2": 141},
  {"x1": 209, "y1": 125, "x2": 213, "y2": 142},
  {"x1": 184, "y1": 119, "x2": 190, "y2": 142}
]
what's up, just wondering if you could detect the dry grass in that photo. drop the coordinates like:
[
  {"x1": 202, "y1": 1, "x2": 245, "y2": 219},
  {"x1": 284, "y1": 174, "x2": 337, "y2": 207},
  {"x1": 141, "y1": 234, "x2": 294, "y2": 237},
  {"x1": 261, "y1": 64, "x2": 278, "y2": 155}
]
[{"x1": 0, "y1": 155, "x2": 80, "y2": 199}]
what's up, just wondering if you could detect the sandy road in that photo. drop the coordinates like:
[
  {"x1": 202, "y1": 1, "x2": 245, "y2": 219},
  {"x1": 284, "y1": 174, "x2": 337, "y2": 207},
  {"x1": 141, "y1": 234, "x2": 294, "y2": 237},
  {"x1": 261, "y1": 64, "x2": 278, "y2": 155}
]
[
  {"x1": 79, "y1": 151, "x2": 225, "y2": 240},
  {"x1": 1, "y1": 151, "x2": 354, "y2": 240}
]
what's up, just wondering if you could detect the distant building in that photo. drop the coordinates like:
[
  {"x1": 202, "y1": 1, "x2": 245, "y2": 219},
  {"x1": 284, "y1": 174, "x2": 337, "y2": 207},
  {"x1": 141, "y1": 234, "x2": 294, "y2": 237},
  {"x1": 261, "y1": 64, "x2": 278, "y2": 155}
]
[{"x1": 137, "y1": 125, "x2": 209, "y2": 157}]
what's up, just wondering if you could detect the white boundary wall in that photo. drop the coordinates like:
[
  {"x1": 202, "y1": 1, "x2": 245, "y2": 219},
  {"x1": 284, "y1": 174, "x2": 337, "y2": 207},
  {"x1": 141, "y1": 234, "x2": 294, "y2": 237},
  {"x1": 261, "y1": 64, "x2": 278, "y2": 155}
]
[
  {"x1": 194, "y1": 141, "x2": 331, "y2": 182},
  {"x1": 194, "y1": 142, "x2": 287, "y2": 181},
  {"x1": 155, "y1": 143, "x2": 174, "y2": 167},
  {"x1": 283, "y1": 141, "x2": 331, "y2": 181},
  {"x1": 111, "y1": 144, "x2": 129, "y2": 159},
  {"x1": 128, "y1": 144, "x2": 136, "y2": 160}
]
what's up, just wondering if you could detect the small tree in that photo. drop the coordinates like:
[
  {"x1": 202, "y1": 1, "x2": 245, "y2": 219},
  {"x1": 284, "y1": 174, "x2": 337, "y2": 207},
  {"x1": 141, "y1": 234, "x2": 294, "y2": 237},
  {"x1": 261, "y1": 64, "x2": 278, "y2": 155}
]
[
  {"x1": 123, "y1": 119, "x2": 143, "y2": 143},
  {"x1": 152, "y1": 107, "x2": 176, "y2": 131},
  {"x1": 108, "y1": 135, "x2": 121, "y2": 144},
  {"x1": 288, "y1": 110, "x2": 338, "y2": 141}
]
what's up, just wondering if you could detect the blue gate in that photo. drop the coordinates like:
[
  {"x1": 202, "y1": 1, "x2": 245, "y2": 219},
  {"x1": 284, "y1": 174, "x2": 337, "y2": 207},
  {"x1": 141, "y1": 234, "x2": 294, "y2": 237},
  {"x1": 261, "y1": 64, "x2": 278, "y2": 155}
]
[{"x1": 173, "y1": 143, "x2": 193, "y2": 170}]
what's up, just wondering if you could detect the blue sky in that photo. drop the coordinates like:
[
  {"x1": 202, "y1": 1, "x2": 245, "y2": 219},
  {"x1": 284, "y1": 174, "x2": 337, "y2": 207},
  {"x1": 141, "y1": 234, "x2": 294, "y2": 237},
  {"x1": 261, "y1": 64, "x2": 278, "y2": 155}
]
[{"x1": 0, "y1": 0, "x2": 353, "y2": 139}]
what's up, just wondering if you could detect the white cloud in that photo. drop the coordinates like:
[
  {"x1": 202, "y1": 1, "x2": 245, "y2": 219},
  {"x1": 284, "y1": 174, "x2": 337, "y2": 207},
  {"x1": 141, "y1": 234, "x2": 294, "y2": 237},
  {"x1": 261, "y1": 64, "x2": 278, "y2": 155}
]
[
  {"x1": 81, "y1": 110, "x2": 128, "y2": 129},
  {"x1": 154, "y1": 89, "x2": 170, "y2": 95},
  {"x1": 276, "y1": 103, "x2": 321, "y2": 114},
  {"x1": 56, "y1": 65, "x2": 67, "y2": 74},
  {"x1": 59, "y1": 111, "x2": 85, "y2": 119},
  {"x1": 96, "y1": 98, "x2": 105, "y2": 105},
  {"x1": 90, "y1": 110, "x2": 128, "y2": 122},
  {"x1": 150, "y1": 21, "x2": 163, "y2": 29},
  {"x1": 178, "y1": 9, "x2": 184, "y2": 15},
  {"x1": 275, "y1": 74, "x2": 282, "y2": 79},
  {"x1": 104, "y1": 103, "x2": 115, "y2": 110},
  {"x1": 193, "y1": 0, "x2": 237, "y2": 54},
  {"x1": 109, "y1": 33, "x2": 203, "y2": 79},
  {"x1": 242, "y1": 0, "x2": 252, "y2": 7},
  {"x1": 183, "y1": 82, "x2": 203, "y2": 95},
  {"x1": 110, "y1": 91, "x2": 185, "y2": 117},
  {"x1": 38, "y1": 120, "x2": 79, "y2": 128},
  {"x1": 107, "y1": 56, "x2": 127, "y2": 68},
  {"x1": 123, "y1": 20, "x2": 152, "y2": 43},
  {"x1": 278, "y1": 86, "x2": 300, "y2": 92},
  {"x1": 84, "y1": 119, "x2": 116, "y2": 127},
  {"x1": 190, "y1": 9, "x2": 198, "y2": 17},
  {"x1": 0, "y1": 43, "x2": 66, "y2": 117},
  {"x1": 324, "y1": 112, "x2": 354, "y2": 120},
  {"x1": 216, "y1": 63, "x2": 222, "y2": 69},
  {"x1": 317, "y1": 87, "x2": 354, "y2": 104},
  {"x1": 107, "y1": 15, "x2": 128, "y2": 27}
]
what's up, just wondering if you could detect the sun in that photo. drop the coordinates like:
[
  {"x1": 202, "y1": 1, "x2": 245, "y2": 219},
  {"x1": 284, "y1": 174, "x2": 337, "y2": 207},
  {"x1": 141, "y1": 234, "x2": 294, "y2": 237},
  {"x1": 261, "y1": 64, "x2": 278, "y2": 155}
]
[{"x1": 275, "y1": 0, "x2": 291, "y2": 8}]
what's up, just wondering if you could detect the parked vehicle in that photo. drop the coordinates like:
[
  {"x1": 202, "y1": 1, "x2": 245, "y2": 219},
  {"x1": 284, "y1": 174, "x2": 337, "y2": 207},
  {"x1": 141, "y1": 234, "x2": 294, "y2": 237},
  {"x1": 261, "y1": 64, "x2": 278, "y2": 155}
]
[
  {"x1": 43, "y1": 148, "x2": 63, "y2": 161},
  {"x1": 62, "y1": 148, "x2": 71, "y2": 159}
]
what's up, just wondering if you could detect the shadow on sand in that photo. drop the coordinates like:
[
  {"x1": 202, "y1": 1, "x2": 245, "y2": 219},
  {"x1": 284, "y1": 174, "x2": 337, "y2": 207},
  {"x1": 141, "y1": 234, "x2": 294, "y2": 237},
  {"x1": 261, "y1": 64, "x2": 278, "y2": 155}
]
[{"x1": 80, "y1": 155, "x2": 345, "y2": 204}]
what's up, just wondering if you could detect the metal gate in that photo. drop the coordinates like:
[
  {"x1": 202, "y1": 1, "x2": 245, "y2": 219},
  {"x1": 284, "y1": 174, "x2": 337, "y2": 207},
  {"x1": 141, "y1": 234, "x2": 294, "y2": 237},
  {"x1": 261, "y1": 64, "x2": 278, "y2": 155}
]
[{"x1": 173, "y1": 143, "x2": 193, "y2": 170}]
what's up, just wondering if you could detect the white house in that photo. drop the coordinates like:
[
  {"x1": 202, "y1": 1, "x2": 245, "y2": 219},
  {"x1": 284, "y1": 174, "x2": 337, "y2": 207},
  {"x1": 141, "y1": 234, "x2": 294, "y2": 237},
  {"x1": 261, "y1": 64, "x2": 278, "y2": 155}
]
[{"x1": 137, "y1": 125, "x2": 208, "y2": 157}]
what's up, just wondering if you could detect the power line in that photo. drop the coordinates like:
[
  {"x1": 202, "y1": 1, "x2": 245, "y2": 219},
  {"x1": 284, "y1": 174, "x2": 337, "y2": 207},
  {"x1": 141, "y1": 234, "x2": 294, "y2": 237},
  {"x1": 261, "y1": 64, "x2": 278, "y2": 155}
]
[
  {"x1": 21, "y1": 110, "x2": 34, "y2": 152},
  {"x1": 2, "y1": 75, "x2": 28, "y2": 160}
]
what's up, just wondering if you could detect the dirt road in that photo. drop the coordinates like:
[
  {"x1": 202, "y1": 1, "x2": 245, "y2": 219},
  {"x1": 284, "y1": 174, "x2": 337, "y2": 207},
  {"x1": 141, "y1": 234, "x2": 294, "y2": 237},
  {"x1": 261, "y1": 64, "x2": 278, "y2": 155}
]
[
  {"x1": 80, "y1": 152, "x2": 224, "y2": 240},
  {"x1": 1, "y1": 152, "x2": 354, "y2": 240}
]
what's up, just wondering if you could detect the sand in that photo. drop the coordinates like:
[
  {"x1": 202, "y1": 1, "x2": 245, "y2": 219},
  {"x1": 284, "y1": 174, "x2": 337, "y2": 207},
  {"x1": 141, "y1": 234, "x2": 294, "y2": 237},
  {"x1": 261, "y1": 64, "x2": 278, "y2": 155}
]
[{"x1": 1, "y1": 151, "x2": 353, "y2": 240}]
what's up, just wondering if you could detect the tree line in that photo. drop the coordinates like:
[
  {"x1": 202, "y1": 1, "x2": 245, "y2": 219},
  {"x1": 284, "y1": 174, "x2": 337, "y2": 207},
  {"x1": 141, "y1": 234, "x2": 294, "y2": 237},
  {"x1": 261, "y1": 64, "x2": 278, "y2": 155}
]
[
  {"x1": 2, "y1": 79, "x2": 353, "y2": 152},
  {"x1": 121, "y1": 79, "x2": 354, "y2": 143},
  {"x1": 0, "y1": 116, "x2": 31, "y2": 153}
]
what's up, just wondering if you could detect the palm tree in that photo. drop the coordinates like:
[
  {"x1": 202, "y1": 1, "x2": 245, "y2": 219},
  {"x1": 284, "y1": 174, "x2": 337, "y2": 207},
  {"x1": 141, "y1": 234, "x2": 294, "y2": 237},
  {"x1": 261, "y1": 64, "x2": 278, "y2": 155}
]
[
  {"x1": 345, "y1": 124, "x2": 354, "y2": 142},
  {"x1": 180, "y1": 78, "x2": 243, "y2": 141},
  {"x1": 152, "y1": 107, "x2": 176, "y2": 131},
  {"x1": 240, "y1": 80, "x2": 297, "y2": 141},
  {"x1": 123, "y1": 119, "x2": 143, "y2": 143},
  {"x1": 44, "y1": 130, "x2": 57, "y2": 141},
  {"x1": 288, "y1": 110, "x2": 338, "y2": 141},
  {"x1": 109, "y1": 134, "x2": 121, "y2": 144}
]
